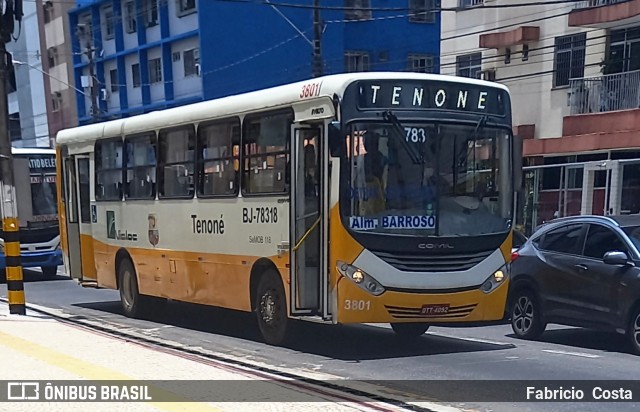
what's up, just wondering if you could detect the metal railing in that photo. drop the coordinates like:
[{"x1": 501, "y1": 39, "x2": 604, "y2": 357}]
[
  {"x1": 569, "y1": 70, "x2": 640, "y2": 114},
  {"x1": 574, "y1": 0, "x2": 631, "y2": 9}
]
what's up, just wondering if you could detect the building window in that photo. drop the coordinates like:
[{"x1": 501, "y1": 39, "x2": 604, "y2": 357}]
[
  {"x1": 149, "y1": 58, "x2": 162, "y2": 83},
  {"x1": 456, "y1": 52, "x2": 482, "y2": 78},
  {"x1": 95, "y1": 139, "x2": 123, "y2": 201},
  {"x1": 43, "y1": 1, "x2": 54, "y2": 24},
  {"x1": 9, "y1": 113, "x2": 21, "y2": 141},
  {"x1": 52, "y1": 92, "x2": 62, "y2": 112},
  {"x1": 184, "y1": 48, "x2": 200, "y2": 77},
  {"x1": 408, "y1": 54, "x2": 435, "y2": 73},
  {"x1": 606, "y1": 27, "x2": 640, "y2": 74},
  {"x1": 125, "y1": 1, "x2": 137, "y2": 33},
  {"x1": 345, "y1": 0, "x2": 371, "y2": 20},
  {"x1": 409, "y1": 0, "x2": 436, "y2": 23},
  {"x1": 143, "y1": 0, "x2": 159, "y2": 27},
  {"x1": 132, "y1": 63, "x2": 141, "y2": 88},
  {"x1": 459, "y1": 0, "x2": 484, "y2": 8},
  {"x1": 158, "y1": 126, "x2": 196, "y2": 198},
  {"x1": 109, "y1": 69, "x2": 118, "y2": 93},
  {"x1": 554, "y1": 33, "x2": 586, "y2": 87},
  {"x1": 198, "y1": 118, "x2": 240, "y2": 197},
  {"x1": 47, "y1": 47, "x2": 58, "y2": 68},
  {"x1": 243, "y1": 111, "x2": 292, "y2": 195},
  {"x1": 103, "y1": 5, "x2": 114, "y2": 40},
  {"x1": 345, "y1": 51, "x2": 370, "y2": 72},
  {"x1": 177, "y1": 0, "x2": 196, "y2": 16},
  {"x1": 124, "y1": 134, "x2": 157, "y2": 200}
]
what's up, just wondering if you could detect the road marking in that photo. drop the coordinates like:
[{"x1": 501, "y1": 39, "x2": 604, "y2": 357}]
[
  {"x1": 541, "y1": 349, "x2": 600, "y2": 358},
  {"x1": 0, "y1": 329, "x2": 222, "y2": 412},
  {"x1": 426, "y1": 332, "x2": 513, "y2": 347}
]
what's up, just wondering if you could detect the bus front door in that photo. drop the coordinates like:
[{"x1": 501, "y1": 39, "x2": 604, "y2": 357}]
[
  {"x1": 64, "y1": 155, "x2": 97, "y2": 283},
  {"x1": 290, "y1": 126, "x2": 329, "y2": 318}
]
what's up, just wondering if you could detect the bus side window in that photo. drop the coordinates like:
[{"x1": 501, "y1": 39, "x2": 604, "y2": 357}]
[
  {"x1": 158, "y1": 125, "x2": 195, "y2": 199},
  {"x1": 197, "y1": 118, "x2": 240, "y2": 197},
  {"x1": 124, "y1": 133, "x2": 157, "y2": 200}
]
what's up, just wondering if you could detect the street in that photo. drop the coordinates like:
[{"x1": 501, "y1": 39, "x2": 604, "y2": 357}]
[{"x1": 2, "y1": 270, "x2": 640, "y2": 412}]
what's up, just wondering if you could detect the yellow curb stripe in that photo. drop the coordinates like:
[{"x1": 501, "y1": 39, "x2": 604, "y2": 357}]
[
  {"x1": 6, "y1": 291, "x2": 25, "y2": 305},
  {"x1": 0, "y1": 329, "x2": 222, "y2": 412}
]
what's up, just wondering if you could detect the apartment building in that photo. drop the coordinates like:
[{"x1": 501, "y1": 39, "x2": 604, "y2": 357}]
[
  {"x1": 442, "y1": 0, "x2": 640, "y2": 234},
  {"x1": 68, "y1": 0, "x2": 442, "y2": 125}
]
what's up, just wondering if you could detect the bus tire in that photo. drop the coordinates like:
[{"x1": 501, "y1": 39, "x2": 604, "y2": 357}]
[
  {"x1": 41, "y1": 266, "x2": 58, "y2": 278},
  {"x1": 255, "y1": 269, "x2": 288, "y2": 346},
  {"x1": 390, "y1": 323, "x2": 429, "y2": 338},
  {"x1": 510, "y1": 289, "x2": 546, "y2": 340},
  {"x1": 118, "y1": 258, "x2": 146, "y2": 319}
]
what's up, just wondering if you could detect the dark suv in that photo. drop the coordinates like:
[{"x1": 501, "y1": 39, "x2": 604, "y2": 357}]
[{"x1": 508, "y1": 215, "x2": 640, "y2": 354}]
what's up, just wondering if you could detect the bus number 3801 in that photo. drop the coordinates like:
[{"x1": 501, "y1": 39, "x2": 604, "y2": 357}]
[{"x1": 344, "y1": 300, "x2": 371, "y2": 311}]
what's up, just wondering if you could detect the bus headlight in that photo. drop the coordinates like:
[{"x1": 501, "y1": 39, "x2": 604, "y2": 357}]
[
  {"x1": 337, "y1": 261, "x2": 385, "y2": 296},
  {"x1": 480, "y1": 267, "x2": 509, "y2": 294}
]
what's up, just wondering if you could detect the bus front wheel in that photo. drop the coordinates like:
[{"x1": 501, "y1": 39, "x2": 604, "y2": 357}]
[
  {"x1": 118, "y1": 258, "x2": 144, "y2": 318},
  {"x1": 255, "y1": 270, "x2": 288, "y2": 346},
  {"x1": 390, "y1": 323, "x2": 429, "y2": 338}
]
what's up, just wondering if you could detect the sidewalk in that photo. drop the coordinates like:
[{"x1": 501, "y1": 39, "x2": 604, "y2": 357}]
[{"x1": 0, "y1": 302, "x2": 403, "y2": 412}]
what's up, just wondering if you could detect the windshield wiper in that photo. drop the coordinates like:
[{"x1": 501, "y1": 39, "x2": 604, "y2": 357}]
[{"x1": 382, "y1": 111, "x2": 423, "y2": 164}]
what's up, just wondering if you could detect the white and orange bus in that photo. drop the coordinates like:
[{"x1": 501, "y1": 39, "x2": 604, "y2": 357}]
[{"x1": 56, "y1": 72, "x2": 520, "y2": 345}]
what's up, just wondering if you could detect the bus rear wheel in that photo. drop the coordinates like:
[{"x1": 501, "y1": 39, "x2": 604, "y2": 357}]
[
  {"x1": 391, "y1": 323, "x2": 430, "y2": 338},
  {"x1": 118, "y1": 258, "x2": 145, "y2": 318},
  {"x1": 255, "y1": 270, "x2": 288, "y2": 346}
]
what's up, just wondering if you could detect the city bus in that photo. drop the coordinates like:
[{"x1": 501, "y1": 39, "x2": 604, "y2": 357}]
[
  {"x1": 1, "y1": 148, "x2": 63, "y2": 279},
  {"x1": 56, "y1": 72, "x2": 520, "y2": 345}
]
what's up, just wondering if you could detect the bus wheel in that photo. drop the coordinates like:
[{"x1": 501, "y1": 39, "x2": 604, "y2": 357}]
[
  {"x1": 41, "y1": 266, "x2": 58, "y2": 278},
  {"x1": 118, "y1": 258, "x2": 144, "y2": 318},
  {"x1": 255, "y1": 270, "x2": 288, "y2": 346},
  {"x1": 390, "y1": 323, "x2": 429, "y2": 338}
]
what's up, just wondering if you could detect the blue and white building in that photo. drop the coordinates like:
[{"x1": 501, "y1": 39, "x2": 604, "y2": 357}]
[{"x1": 69, "y1": 0, "x2": 441, "y2": 125}]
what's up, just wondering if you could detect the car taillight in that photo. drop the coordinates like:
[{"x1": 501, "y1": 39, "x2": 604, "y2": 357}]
[{"x1": 511, "y1": 251, "x2": 519, "y2": 262}]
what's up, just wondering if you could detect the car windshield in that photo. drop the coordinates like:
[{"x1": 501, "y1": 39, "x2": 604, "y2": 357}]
[
  {"x1": 622, "y1": 225, "x2": 640, "y2": 251},
  {"x1": 342, "y1": 121, "x2": 513, "y2": 237}
]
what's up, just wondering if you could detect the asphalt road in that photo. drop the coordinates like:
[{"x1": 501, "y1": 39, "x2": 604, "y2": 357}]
[{"x1": 3, "y1": 270, "x2": 640, "y2": 412}]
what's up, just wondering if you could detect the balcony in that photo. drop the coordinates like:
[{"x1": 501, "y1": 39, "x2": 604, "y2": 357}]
[
  {"x1": 569, "y1": 0, "x2": 640, "y2": 28},
  {"x1": 569, "y1": 70, "x2": 640, "y2": 115}
]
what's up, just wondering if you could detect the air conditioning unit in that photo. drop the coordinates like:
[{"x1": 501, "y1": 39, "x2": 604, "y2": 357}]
[{"x1": 478, "y1": 69, "x2": 496, "y2": 81}]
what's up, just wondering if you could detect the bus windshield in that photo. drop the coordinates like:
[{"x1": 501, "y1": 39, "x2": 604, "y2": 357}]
[
  {"x1": 343, "y1": 121, "x2": 512, "y2": 237},
  {"x1": 13, "y1": 154, "x2": 58, "y2": 224}
]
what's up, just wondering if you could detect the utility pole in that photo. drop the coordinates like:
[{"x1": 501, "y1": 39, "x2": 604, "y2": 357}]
[
  {"x1": 312, "y1": 0, "x2": 323, "y2": 78},
  {"x1": 0, "y1": 0, "x2": 26, "y2": 315},
  {"x1": 77, "y1": 24, "x2": 99, "y2": 122}
]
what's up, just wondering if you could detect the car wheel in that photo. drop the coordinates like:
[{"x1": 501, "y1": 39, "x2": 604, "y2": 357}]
[
  {"x1": 510, "y1": 289, "x2": 546, "y2": 340},
  {"x1": 255, "y1": 269, "x2": 288, "y2": 346},
  {"x1": 390, "y1": 323, "x2": 429, "y2": 338},
  {"x1": 627, "y1": 307, "x2": 640, "y2": 355},
  {"x1": 41, "y1": 266, "x2": 58, "y2": 278}
]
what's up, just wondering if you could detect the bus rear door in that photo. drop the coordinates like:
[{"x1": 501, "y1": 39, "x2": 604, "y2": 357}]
[
  {"x1": 64, "y1": 154, "x2": 97, "y2": 283},
  {"x1": 290, "y1": 124, "x2": 329, "y2": 319}
]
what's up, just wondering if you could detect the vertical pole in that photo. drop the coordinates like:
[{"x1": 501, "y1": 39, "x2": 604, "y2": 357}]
[
  {"x1": 312, "y1": 0, "x2": 322, "y2": 78},
  {"x1": 87, "y1": 47, "x2": 99, "y2": 122},
  {"x1": 0, "y1": 42, "x2": 26, "y2": 315}
]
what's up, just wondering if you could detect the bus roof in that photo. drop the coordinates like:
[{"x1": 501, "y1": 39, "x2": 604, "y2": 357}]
[
  {"x1": 11, "y1": 147, "x2": 56, "y2": 155},
  {"x1": 56, "y1": 72, "x2": 510, "y2": 146}
]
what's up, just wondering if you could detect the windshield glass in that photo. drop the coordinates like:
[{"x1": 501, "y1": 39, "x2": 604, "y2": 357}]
[
  {"x1": 623, "y1": 226, "x2": 640, "y2": 251},
  {"x1": 13, "y1": 154, "x2": 58, "y2": 223},
  {"x1": 342, "y1": 121, "x2": 512, "y2": 237}
]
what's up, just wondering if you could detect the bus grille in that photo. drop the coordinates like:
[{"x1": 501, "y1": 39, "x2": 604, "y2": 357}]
[
  {"x1": 372, "y1": 249, "x2": 493, "y2": 272},
  {"x1": 385, "y1": 304, "x2": 477, "y2": 319}
]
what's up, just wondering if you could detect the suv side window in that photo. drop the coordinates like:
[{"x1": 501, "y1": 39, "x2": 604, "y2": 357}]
[
  {"x1": 539, "y1": 224, "x2": 585, "y2": 255},
  {"x1": 583, "y1": 224, "x2": 629, "y2": 260}
]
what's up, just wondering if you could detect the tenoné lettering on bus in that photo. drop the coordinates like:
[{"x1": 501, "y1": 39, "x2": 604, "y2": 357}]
[
  {"x1": 357, "y1": 80, "x2": 506, "y2": 115},
  {"x1": 191, "y1": 214, "x2": 225, "y2": 234}
]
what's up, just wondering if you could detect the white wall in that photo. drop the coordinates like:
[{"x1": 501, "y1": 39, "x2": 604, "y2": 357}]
[
  {"x1": 441, "y1": 0, "x2": 606, "y2": 140},
  {"x1": 171, "y1": 37, "x2": 201, "y2": 100},
  {"x1": 125, "y1": 54, "x2": 143, "y2": 106}
]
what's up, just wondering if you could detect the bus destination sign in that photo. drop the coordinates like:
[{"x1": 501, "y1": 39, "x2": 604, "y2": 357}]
[{"x1": 357, "y1": 80, "x2": 506, "y2": 115}]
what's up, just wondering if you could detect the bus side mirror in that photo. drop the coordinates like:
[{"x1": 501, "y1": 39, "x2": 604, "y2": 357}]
[
  {"x1": 328, "y1": 121, "x2": 342, "y2": 157},
  {"x1": 513, "y1": 134, "x2": 523, "y2": 192}
]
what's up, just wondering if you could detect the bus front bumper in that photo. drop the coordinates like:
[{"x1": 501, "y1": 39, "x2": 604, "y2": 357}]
[
  {"x1": 335, "y1": 275, "x2": 510, "y2": 325},
  {"x1": 0, "y1": 250, "x2": 63, "y2": 270}
]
